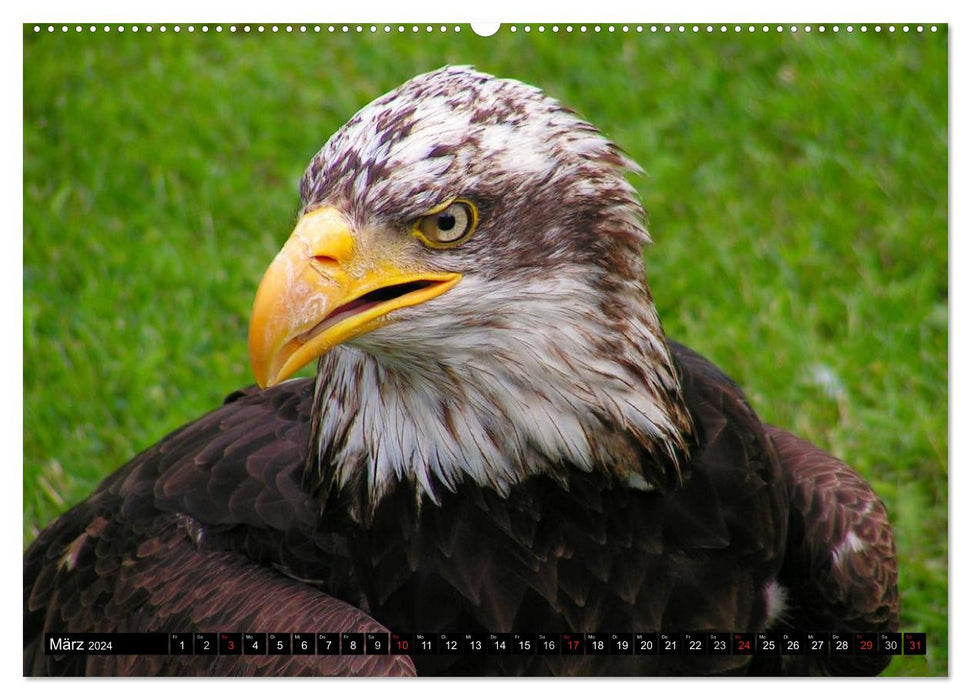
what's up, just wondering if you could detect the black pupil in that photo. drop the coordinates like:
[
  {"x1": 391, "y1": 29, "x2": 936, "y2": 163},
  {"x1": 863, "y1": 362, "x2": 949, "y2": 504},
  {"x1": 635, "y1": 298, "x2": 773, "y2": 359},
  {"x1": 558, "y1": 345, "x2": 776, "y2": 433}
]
[{"x1": 437, "y1": 212, "x2": 457, "y2": 231}]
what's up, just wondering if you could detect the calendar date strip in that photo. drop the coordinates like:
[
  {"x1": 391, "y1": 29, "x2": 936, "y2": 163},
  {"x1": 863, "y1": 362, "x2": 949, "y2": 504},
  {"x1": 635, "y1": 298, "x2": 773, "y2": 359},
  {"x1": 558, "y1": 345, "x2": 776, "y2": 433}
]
[{"x1": 45, "y1": 631, "x2": 926, "y2": 656}]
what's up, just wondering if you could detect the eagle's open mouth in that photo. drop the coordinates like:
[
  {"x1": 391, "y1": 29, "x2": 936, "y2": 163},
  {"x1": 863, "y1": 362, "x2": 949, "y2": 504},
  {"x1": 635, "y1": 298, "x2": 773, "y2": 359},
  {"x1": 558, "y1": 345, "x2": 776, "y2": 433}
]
[{"x1": 295, "y1": 279, "x2": 446, "y2": 345}]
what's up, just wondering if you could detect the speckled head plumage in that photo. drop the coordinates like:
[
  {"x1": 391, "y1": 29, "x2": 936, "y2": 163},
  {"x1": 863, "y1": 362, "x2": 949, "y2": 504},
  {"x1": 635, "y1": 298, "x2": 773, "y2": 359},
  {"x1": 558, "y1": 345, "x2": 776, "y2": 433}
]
[
  {"x1": 299, "y1": 66, "x2": 650, "y2": 274},
  {"x1": 252, "y1": 66, "x2": 692, "y2": 520}
]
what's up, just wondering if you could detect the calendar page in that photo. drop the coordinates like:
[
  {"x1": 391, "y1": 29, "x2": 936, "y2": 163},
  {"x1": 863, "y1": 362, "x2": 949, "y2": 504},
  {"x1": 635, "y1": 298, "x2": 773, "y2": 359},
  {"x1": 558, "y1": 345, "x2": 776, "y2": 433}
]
[{"x1": 23, "y1": 20, "x2": 946, "y2": 679}]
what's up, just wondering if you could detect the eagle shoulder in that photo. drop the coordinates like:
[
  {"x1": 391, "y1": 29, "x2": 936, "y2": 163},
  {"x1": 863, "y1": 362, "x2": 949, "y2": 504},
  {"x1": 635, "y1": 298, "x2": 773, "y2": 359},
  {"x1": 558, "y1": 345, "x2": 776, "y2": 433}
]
[
  {"x1": 24, "y1": 380, "x2": 412, "y2": 676},
  {"x1": 768, "y1": 425, "x2": 899, "y2": 675}
]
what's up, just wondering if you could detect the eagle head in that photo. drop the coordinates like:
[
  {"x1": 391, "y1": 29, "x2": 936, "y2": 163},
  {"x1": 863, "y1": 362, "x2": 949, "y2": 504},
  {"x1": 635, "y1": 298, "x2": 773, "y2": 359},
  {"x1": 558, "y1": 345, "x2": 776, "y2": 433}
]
[{"x1": 248, "y1": 66, "x2": 691, "y2": 514}]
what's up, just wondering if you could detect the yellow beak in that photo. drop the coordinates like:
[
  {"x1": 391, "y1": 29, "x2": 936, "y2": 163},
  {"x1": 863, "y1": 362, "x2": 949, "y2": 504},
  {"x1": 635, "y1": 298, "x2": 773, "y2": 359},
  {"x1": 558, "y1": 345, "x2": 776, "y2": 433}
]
[{"x1": 248, "y1": 206, "x2": 461, "y2": 387}]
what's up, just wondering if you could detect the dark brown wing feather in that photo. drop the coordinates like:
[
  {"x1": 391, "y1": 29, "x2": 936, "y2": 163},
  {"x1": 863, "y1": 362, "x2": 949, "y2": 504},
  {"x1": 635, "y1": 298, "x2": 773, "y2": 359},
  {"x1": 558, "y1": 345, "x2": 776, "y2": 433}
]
[
  {"x1": 24, "y1": 381, "x2": 414, "y2": 677},
  {"x1": 767, "y1": 425, "x2": 899, "y2": 675},
  {"x1": 669, "y1": 342, "x2": 898, "y2": 676}
]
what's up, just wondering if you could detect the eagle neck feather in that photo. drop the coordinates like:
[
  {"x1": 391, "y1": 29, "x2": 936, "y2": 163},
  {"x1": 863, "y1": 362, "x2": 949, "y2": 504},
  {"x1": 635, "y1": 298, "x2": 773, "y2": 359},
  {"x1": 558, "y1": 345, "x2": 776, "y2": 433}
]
[{"x1": 306, "y1": 273, "x2": 692, "y2": 523}]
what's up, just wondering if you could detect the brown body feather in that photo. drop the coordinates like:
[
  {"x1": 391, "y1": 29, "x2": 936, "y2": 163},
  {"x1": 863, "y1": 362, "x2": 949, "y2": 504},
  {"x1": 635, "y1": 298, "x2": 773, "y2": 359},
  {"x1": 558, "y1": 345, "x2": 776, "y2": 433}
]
[
  {"x1": 767, "y1": 424, "x2": 900, "y2": 675},
  {"x1": 24, "y1": 342, "x2": 896, "y2": 676}
]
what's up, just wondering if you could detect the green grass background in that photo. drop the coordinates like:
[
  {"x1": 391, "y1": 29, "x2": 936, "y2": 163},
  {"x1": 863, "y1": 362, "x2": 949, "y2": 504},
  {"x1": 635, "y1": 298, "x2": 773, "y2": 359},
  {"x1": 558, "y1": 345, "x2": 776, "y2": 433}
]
[{"x1": 23, "y1": 24, "x2": 947, "y2": 675}]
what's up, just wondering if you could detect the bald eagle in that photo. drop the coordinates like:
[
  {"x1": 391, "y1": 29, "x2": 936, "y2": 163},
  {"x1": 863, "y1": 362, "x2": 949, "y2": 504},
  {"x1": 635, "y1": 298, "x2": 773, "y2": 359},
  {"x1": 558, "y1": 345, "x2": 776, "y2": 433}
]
[{"x1": 24, "y1": 66, "x2": 898, "y2": 676}]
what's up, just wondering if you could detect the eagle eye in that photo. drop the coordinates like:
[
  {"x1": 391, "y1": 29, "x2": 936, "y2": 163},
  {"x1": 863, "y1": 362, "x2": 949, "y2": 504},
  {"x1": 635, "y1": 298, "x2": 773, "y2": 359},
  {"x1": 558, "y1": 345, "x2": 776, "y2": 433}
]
[{"x1": 415, "y1": 200, "x2": 478, "y2": 248}]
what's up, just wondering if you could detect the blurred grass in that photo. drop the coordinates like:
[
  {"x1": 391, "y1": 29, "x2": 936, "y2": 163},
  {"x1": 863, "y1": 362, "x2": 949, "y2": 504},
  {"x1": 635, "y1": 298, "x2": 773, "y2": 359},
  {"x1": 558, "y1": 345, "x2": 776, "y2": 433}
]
[{"x1": 23, "y1": 24, "x2": 947, "y2": 676}]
